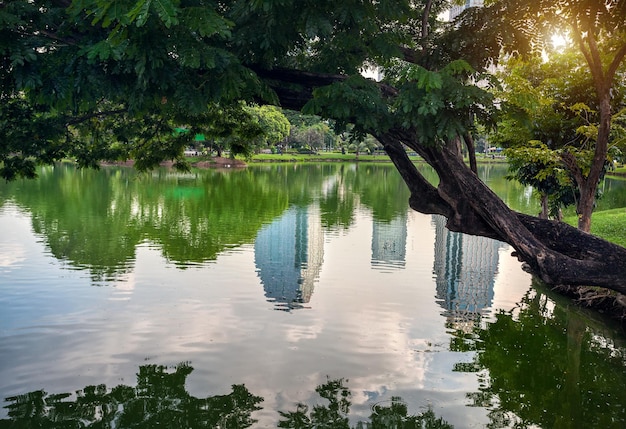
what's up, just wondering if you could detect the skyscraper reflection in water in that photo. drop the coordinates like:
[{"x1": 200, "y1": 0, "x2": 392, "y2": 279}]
[
  {"x1": 432, "y1": 214, "x2": 505, "y2": 330},
  {"x1": 254, "y1": 205, "x2": 324, "y2": 311},
  {"x1": 371, "y1": 214, "x2": 407, "y2": 271}
]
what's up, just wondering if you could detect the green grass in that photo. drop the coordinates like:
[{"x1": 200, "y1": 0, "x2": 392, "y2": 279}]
[
  {"x1": 249, "y1": 152, "x2": 507, "y2": 163},
  {"x1": 249, "y1": 152, "x2": 399, "y2": 163},
  {"x1": 610, "y1": 165, "x2": 626, "y2": 176},
  {"x1": 564, "y1": 208, "x2": 626, "y2": 247}
]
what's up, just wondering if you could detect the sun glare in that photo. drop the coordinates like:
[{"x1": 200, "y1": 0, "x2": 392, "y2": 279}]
[{"x1": 551, "y1": 33, "x2": 568, "y2": 51}]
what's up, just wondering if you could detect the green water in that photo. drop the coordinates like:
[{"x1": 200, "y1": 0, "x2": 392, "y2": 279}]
[{"x1": 0, "y1": 162, "x2": 624, "y2": 428}]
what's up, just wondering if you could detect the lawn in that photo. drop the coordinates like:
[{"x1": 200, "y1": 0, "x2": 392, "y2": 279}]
[
  {"x1": 564, "y1": 208, "x2": 626, "y2": 247},
  {"x1": 248, "y1": 152, "x2": 395, "y2": 163},
  {"x1": 247, "y1": 152, "x2": 507, "y2": 163},
  {"x1": 610, "y1": 165, "x2": 626, "y2": 177}
]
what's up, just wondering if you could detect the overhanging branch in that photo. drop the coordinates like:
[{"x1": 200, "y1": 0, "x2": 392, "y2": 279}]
[{"x1": 65, "y1": 109, "x2": 128, "y2": 126}]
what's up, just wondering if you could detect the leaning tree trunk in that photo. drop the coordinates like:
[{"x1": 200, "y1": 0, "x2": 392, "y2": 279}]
[
  {"x1": 378, "y1": 129, "x2": 626, "y2": 295},
  {"x1": 254, "y1": 66, "x2": 626, "y2": 294}
]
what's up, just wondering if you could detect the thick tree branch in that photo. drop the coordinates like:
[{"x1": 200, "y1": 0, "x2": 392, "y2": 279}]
[
  {"x1": 386, "y1": 129, "x2": 626, "y2": 292},
  {"x1": 251, "y1": 66, "x2": 398, "y2": 111},
  {"x1": 608, "y1": 43, "x2": 626, "y2": 79},
  {"x1": 378, "y1": 133, "x2": 452, "y2": 217},
  {"x1": 251, "y1": 67, "x2": 347, "y2": 111}
]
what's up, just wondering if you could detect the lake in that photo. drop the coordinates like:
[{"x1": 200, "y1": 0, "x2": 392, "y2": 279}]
[{"x1": 0, "y1": 162, "x2": 625, "y2": 428}]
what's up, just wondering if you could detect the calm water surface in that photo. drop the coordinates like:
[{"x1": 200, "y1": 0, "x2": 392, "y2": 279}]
[{"x1": 0, "y1": 163, "x2": 625, "y2": 428}]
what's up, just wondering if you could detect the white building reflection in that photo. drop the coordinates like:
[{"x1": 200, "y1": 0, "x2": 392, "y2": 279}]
[
  {"x1": 432, "y1": 214, "x2": 505, "y2": 329},
  {"x1": 371, "y1": 215, "x2": 407, "y2": 270},
  {"x1": 254, "y1": 205, "x2": 324, "y2": 311}
]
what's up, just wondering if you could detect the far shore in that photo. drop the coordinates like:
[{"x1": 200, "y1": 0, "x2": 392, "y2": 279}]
[
  {"x1": 101, "y1": 156, "x2": 248, "y2": 169},
  {"x1": 98, "y1": 153, "x2": 626, "y2": 177}
]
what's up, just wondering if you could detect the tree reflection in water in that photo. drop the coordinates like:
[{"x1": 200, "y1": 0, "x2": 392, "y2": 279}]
[
  {"x1": 451, "y1": 280, "x2": 626, "y2": 428},
  {"x1": 2, "y1": 363, "x2": 263, "y2": 429},
  {"x1": 1, "y1": 367, "x2": 453, "y2": 428},
  {"x1": 278, "y1": 378, "x2": 453, "y2": 429}
]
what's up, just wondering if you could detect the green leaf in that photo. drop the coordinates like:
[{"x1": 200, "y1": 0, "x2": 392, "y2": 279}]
[
  {"x1": 180, "y1": 7, "x2": 232, "y2": 38},
  {"x1": 153, "y1": 0, "x2": 179, "y2": 27},
  {"x1": 442, "y1": 59, "x2": 475, "y2": 76},
  {"x1": 127, "y1": 0, "x2": 178, "y2": 27},
  {"x1": 411, "y1": 67, "x2": 443, "y2": 91},
  {"x1": 127, "y1": 0, "x2": 152, "y2": 27}
]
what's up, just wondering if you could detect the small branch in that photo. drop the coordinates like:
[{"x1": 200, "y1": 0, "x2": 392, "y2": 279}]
[
  {"x1": 560, "y1": 151, "x2": 586, "y2": 189},
  {"x1": 65, "y1": 109, "x2": 128, "y2": 126},
  {"x1": 463, "y1": 132, "x2": 477, "y2": 174},
  {"x1": 13, "y1": 28, "x2": 78, "y2": 47},
  {"x1": 607, "y1": 43, "x2": 626, "y2": 84}
]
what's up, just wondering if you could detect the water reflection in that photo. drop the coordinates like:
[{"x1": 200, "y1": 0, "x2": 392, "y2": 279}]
[
  {"x1": 277, "y1": 378, "x2": 453, "y2": 429},
  {"x1": 4, "y1": 298, "x2": 625, "y2": 429},
  {"x1": 0, "y1": 163, "x2": 542, "y2": 281},
  {"x1": 1, "y1": 363, "x2": 263, "y2": 429},
  {"x1": 371, "y1": 215, "x2": 407, "y2": 271},
  {"x1": 453, "y1": 281, "x2": 626, "y2": 427},
  {"x1": 432, "y1": 215, "x2": 506, "y2": 329},
  {"x1": 255, "y1": 205, "x2": 324, "y2": 311},
  {"x1": 1, "y1": 367, "x2": 453, "y2": 429},
  {"x1": 1, "y1": 164, "x2": 625, "y2": 428}
]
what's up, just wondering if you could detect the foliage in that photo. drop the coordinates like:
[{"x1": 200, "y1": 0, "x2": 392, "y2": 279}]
[
  {"x1": 486, "y1": 0, "x2": 626, "y2": 231},
  {"x1": 193, "y1": 103, "x2": 264, "y2": 158},
  {"x1": 492, "y1": 53, "x2": 602, "y2": 150},
  {"x1": 0, "y1": 98, "x2": 67, "y2": 180},
  {"x1": 390, "y1": 61, "x2": 498, "y2": 144},
  {"x1": 347, "y1": 134, "x2": 382, "y2": 156},
  {"x1": 608, "y1": 108, "x2": 626, "y2": 164},
  {"x1": 289, "y1": 122, "x2": 333, "y2": 151},
  {"x1": 303, "y1": 75, "x2": 392, "y2": 140},
  {"x1": 503, "y1": 141, "x2": 575, "y2": 218},
  {"x1": 247, "y1": 105, "x2": 291, "y2": 149},
  {"x1": 493, "y1": 50, "x2": 624, "y2": 220}
]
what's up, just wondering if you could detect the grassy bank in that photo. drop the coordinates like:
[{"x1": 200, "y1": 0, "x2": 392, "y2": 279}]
[
  {"x1": 609, "y1": 165, "x2": 626, "y2": 178},
  {"x1": 245, "y1": 152, "x2": 509, "y2": 164},
  {"x1": 248, "y1": 152, "x2": 399, "y2": 163},
  {"x1": 564, "y1": 208, "x2": 626, "y2": 247}
]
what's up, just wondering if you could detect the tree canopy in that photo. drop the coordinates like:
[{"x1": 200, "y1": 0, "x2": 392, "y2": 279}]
[
  {"x1": 493, "y1": 47, "x2": 625, "y2": 224},
  {"x1": 2, "y1": 0, "x2": 626, "y2": 294}
]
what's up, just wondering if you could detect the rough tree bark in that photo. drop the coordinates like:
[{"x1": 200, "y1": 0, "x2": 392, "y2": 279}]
[{"x1": 462, "y1": 132, "x2": 477, "y2": 175}]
